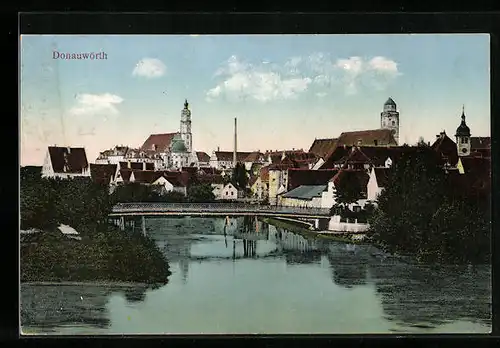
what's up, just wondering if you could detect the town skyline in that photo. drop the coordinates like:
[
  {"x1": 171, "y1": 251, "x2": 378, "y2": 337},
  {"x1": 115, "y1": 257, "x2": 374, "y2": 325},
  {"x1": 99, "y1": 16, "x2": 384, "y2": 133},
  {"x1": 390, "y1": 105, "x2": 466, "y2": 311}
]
[{"x1": 20, "y1": 34, "x2": 490, "y2": 166}]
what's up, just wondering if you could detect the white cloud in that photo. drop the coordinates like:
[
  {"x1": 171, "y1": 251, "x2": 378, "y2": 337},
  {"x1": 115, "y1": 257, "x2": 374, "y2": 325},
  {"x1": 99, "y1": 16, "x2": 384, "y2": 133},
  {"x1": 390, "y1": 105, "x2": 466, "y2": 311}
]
[
  {"x1": 316, "y1": 92, "x2": 327, "y2": 98},
  {"x1": 207, "y1": 53, "x2": 401, "y2": 101},
  {"x1": 69, "y1": 93, "x2": 124, "y2": 116},
  {"x1": 207, "y1": 55, "x2": 312, "y2": 102},
  {"x1": 132, "y1": 58, "x2": 166, "y2": 78}
]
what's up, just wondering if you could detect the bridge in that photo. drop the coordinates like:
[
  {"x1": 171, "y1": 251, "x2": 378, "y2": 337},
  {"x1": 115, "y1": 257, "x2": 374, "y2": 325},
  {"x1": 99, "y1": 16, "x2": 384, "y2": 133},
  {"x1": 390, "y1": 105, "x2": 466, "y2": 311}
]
[
  {"x1": 109, "y1": 203, "x2": 331, "y2": 219},
  {"x1": 109, "y1": 203, "x2": 332, "y2": 233}
]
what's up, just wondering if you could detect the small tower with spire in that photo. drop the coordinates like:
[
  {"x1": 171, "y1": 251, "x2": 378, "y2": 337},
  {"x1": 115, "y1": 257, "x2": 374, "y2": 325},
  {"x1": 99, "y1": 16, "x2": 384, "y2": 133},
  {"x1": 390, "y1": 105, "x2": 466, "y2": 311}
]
[
  {"x1": 180, "y1": 99, "x2": 192, "y2": 154},
  {"x1": 455, "y1": 105, "x2": 471, "y2": 157},
  {"x1": 380, "y1": 97, "x2": 400, "y2": 145}
]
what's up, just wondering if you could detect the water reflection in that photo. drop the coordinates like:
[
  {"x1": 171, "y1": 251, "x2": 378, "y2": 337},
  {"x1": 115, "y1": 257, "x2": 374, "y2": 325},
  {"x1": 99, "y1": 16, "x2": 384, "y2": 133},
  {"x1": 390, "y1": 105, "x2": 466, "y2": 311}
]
[{"x1": 20, "y1": 216, "x2": 492, "y2": 334}]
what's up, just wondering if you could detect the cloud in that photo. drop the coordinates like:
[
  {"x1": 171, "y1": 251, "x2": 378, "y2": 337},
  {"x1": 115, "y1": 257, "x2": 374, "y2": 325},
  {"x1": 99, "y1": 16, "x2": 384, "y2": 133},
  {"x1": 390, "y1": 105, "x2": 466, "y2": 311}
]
[
  {"x1": 69, "y1": 93, "x2": 124, "y2": 116},
  {"x1": 206, "y1": 54, "x2": 401, "y2": 101},
  {"x1": 207, "y1": 55, "x2": 312, "y2": 102},
  {"x1": 132, "y1": 58, "x2": 166, "y2": 78}
]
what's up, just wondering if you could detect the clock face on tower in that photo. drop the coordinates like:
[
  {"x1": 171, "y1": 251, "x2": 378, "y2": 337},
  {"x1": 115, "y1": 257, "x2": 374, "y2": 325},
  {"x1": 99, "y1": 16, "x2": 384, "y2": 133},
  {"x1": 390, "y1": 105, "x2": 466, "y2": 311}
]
[{"x1": 462, "y1": 148, "x2": 468, "y2": 154}]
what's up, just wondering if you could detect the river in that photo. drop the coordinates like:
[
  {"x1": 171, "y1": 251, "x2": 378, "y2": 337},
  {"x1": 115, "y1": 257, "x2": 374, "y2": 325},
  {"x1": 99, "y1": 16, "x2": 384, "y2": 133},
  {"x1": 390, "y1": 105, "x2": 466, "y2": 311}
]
[{"x1": 20, "y1": 216, "x2": 492, "y2": 335}]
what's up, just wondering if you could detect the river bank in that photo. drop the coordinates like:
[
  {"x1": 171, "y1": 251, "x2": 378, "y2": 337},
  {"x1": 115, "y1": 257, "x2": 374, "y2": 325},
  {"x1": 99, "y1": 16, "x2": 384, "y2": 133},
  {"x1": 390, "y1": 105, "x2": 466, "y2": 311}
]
[{"x1": 20, "y1": 223, "x2": 171, "y2": 285}]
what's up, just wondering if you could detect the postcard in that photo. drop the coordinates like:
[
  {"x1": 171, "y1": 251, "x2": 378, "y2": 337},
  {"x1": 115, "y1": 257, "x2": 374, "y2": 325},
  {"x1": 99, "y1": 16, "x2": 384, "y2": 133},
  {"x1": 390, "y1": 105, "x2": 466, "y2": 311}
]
[{"x1": 20, "y1": 33, "x2": 491, "y2": 335}]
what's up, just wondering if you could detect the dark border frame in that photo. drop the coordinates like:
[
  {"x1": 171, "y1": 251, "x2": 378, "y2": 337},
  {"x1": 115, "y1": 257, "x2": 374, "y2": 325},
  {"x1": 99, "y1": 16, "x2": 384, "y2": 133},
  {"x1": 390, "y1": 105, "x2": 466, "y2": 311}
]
[{"x1": 10, "y1": 11, "x2": 500, "y2": 347}]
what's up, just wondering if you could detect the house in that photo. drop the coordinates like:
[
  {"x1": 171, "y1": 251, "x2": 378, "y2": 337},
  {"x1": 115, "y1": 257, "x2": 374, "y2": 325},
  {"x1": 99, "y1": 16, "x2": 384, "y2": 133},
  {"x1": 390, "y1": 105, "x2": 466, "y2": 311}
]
[
  {"x1": 286, "y1": 168, "x2": 338, "y2": 192},
  {"x1": 95, "y1": 145, "x2": 129, "y2": 164},
  {"x1": 216, "y1": 182, "x2": 238, "y2": 200},
  {"x1": 321, "y1": 169, "x2": 370, "y2": 210},
  {"x1": 252, "y1": 166, "x2": 269, "y2": 200},
  {"x1": 431, "y1": 131, "x2": 459, "y2": 168},
  {"x1": 243, "y1": 151, "x2": 266, "y2": 171},
  {"x1": 267, "y1": 158, "x2": 299, "y2": 205},
  {"x1": 470, "y1": 137, "x2": 491, "y2": 158},
  {"x1": 196, "y1": 151, "x2": 211, "y2": 167},
  {"x1": 308, "y1": 138, "x2": 339, "y2": 170},
  {"x1": 456, "y1": 156, "x2": 491, "y2": 177},
  {"x1": 278, "y1": 185, "x2": 327, "y2": 209},
  {"x1": 42, "y1": 146, "x2": 91, "y2": 179},
  {"x1": 336, "y1": 129, "x2": 398, "y2": 147},
  {"x1": 209, "y1": 150, "x2": 253, "y2": 170},
  {"x1": 89, "y1": 163, "x2": 118, "y2": 193},
  {"x1": 367, "y1": 167, "x2": 390, "y2": 204}
]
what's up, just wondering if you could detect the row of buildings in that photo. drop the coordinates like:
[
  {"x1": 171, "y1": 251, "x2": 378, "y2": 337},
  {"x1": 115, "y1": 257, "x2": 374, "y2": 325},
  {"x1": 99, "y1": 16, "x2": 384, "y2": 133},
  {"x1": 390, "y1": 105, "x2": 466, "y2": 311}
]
[{"x1": 36, "y1": 98, "x2": 490, "y2": 207}]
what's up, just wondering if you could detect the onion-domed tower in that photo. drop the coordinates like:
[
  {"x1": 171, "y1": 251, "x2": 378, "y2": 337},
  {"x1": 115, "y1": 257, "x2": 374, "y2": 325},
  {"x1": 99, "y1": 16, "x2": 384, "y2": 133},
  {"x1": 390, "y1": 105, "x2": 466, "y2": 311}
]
[{"x1": 455, "y1": 105, "x2": 471, "y2": 157}]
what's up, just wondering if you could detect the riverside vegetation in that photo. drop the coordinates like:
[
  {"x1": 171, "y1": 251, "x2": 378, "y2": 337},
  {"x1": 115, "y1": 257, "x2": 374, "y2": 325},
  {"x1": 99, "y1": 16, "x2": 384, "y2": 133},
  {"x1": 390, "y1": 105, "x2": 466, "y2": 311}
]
[
  {"x1": 20, "y1": 167, "x2": 209, "y2": 284},
  {"x1": 367, "y1": 149, "x2": 491, "y2": 264}
]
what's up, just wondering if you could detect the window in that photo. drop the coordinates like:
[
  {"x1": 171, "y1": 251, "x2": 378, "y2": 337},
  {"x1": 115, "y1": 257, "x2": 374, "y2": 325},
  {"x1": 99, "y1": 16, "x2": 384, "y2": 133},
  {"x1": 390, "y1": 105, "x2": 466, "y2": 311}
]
[
  {"x1": 392, "y1": 121, "x2": 395, "y2": 126},
  {"x1": 374, "y1": 140, "x2": 378, "y2": 146},
  {"x1": 463, "y1": 137, "x2": 468, "y2": 144},
  {"x1": 353, "y1": 205, "x2": 361, "y2": 213},
  {"x1": 231, "y1": 191, "x2": 234, "y2": 196}
]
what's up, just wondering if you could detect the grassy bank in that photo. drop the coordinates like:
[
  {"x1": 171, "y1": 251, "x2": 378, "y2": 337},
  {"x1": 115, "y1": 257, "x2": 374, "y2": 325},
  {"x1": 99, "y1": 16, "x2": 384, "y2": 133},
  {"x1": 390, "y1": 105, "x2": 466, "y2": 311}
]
[{"x1": 21, "y1": 224, "x2": 171, "y2": 286}]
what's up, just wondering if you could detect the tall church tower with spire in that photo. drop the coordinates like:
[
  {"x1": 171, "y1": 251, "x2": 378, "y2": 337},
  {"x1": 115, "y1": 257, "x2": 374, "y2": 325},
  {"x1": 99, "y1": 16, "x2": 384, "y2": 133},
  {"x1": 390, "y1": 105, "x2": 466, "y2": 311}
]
[
  {"x1": 380, "y1": 97, "x2": 400, "y2": 145},
  {"x1": 180, "y1": 99, "x2": 192, "y2": 153},
  {"x1": 455, "y1": 105, "x2": 471, "y2": 157}
]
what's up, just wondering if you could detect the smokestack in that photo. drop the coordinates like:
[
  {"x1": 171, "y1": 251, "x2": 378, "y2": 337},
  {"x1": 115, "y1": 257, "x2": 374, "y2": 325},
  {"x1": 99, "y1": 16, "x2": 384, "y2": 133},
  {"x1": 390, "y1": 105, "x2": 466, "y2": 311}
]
[{"x1": 233, "y1": 117, "x2": 237, "y2": 166}]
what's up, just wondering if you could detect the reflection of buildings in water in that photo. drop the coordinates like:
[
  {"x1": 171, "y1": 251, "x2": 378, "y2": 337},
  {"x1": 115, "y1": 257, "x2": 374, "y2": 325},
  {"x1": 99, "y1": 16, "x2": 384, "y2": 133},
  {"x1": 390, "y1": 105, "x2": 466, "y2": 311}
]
[
  {"x1": 367, "y1": 261, "x2": 491, "y2": 328},
  {"x1": 21, "y1": 285, "x2": 115, "y2": 329},
  {"x1": 243, "y1": 239, "x2": 257, "y2": 257},
  {"x1": 268, "y1": 227, "x2": 318, "y2": 253}
]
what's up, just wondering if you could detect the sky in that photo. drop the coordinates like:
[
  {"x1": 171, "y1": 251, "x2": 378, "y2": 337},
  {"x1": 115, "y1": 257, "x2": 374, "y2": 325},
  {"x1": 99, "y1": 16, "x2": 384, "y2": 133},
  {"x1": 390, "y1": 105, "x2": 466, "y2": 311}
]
[{"x1": 20, "y1": 34, "x2": 490, "y2": 166}]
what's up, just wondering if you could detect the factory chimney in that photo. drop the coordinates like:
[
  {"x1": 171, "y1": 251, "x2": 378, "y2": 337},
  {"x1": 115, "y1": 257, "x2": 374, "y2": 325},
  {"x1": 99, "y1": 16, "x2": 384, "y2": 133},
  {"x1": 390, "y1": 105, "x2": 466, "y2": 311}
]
[{"x1": 233, "y1": 117, "x2": 237, "y2": 166}]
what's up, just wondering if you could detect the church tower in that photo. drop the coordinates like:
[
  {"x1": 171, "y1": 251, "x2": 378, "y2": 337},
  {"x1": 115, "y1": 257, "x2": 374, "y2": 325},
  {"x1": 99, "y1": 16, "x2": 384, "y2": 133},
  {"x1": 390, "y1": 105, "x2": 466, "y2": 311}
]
[
  {"x1": 455, "y1": 105, "x2": 471, "y2": 157},
  {"x1": 180, "y1": 99, "x2": 192, "y2": 153},
  {"x1": 380, "y1": 97, "x2": 400, "y2": 145}
]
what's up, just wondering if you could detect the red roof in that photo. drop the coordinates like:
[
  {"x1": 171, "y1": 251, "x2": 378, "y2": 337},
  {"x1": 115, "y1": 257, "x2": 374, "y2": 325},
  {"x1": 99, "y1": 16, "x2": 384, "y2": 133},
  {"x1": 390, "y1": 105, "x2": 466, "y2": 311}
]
[
  {"x1": 331, "y1": 169, "x2": 370, "y2": 194},
  {"x1": 308, "y1": 138, "x2": 338, "y2": 158},
  {"x1": 431, "y1": 132, "x2": 459, "y2": 166},
  {"x1": 214, "y1": 151, "x2": 253, "y2": 162},
  {"x1": 260, "y1": 166, "x2": 270, "y2": 182},
  {"x1": 89, "y1": 163, "x2": 117, "y2": 185},
  {"x1": 372, "y1": 167, "x2": 390, "y2": 188},
  {"x1": 48, "y1": 147, "x2": 89, "y2": 174},
  {"x1": 287, "y1": 168, "x2": 338, "y2": 191},
  {"x1": 196, "y1": 151, "x2": 210, "y2": 162},
  {"x1": 470, "y1": 137, "x2": 491, "y2": 150},
  {"x1": 243, "y1": 151, "x2": 265, "y2": 163},
  {"x1": 336, "y1": 129, "x2": 398, "y2": 147},
  {"x1": 141, "y1": 133, "x2": 178, "y2": 153}
]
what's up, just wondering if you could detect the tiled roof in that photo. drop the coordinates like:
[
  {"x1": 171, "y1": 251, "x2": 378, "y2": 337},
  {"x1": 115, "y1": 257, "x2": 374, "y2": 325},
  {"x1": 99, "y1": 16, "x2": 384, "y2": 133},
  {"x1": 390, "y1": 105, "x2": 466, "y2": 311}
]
[
  {"x1": 470, "y1": 137, "x2": 491, "y2": 150},
  {"x1": 90, "y1": 164, "x2": 117, "y2": 185},
  {"x1": 196, "y1": 151, "x2": 211, "y2": 162},
  {"x1": 460, "y1": 156, "x2": 491, "y2": 177},
  {"x1": 446, "y1": 170, "x2": 490, "y2": 197},
  {"x1": 48, "y1": 147, "x2": 89, "y2": 174},
  {"x1": 132, "y1": 170, "x2": 163, "y2": 184},
  {"x1": 214, "y1": 151, "x2": 253, "y2": 162},
  {"x1": 308, "y1": 138, "x2": 338, "y2": 158},
  {"x1": 243, "y1": 151, "x2": 265, "y2": 163},
  {"x1": 319, "y1": 146, "x2": 353, "y2": 169},
  {"x1": 287, "y1": 168, "x2": 338, "y2": 191},
  {"x1": 431, "y1": 132, "x2": 459, "y2": 166},
  {"x1": 373, "y1": 167, "x2": 390, "y2": 188},
  {"x1": 260, "y1": 166, "x2": 270, "y2": 182},
  {"x1": 281, "y1": 185, "x2": 327, "y2": 200},
  {"x1": 336, "y1": 129, "x2": 398, "y2": 147},
  {"x1": 130, "y1": 162, "x2": 144, "y2": 170},
  {"x1": 118, "y1": 169, "x2": 133, "y2": 183},
  {"x1": 332, "y1": 169, "x2": 370, "y2": 192},
  {"x1": 141, "y1": 133, "x2": 178, "y2": 153},
  {"x1": 248, "y1": 175, "x2": 259, "y2": 187}
]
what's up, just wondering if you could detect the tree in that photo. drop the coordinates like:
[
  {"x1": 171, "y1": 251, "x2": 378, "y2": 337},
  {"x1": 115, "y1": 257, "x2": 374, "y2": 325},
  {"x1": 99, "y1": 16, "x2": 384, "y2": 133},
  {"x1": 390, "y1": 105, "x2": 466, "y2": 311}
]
[
  {"x1": 334, "y1": 171, "x2": 364, "y2": 209},
  {"x1": 231, "y1": 162, "x2": 248, "y2": 190},
  {"x1": 187, "y1": 183, "x2": 216, "y2": 203},
  {"x1": 368, "y1": 147, "x2": 490, "y2": 262}
]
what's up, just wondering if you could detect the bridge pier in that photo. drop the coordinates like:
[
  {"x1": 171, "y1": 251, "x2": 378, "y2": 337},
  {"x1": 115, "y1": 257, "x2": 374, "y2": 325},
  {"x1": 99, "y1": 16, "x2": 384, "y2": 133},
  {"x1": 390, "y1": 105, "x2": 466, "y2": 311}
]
[
  {"x1": 120, "y1": 216, "x2": 125, "y2": 231},
  {"x1": 141, "y1": 215, "x2": 146, "y2": 237}
]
